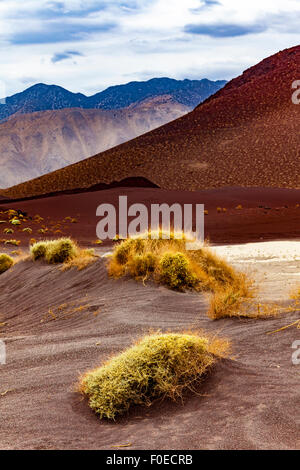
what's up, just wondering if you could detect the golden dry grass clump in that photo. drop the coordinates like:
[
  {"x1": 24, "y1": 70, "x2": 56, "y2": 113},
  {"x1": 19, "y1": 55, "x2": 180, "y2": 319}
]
[
  {"x1": 108, "y1": 231, "x2": 249, "y2": 291},
  {"x1": 207, "y1": 285, "x2": 252, "y2": 320},
  {"x1": 30, "y1": 238, "x2": 96, "y2": 270},
  {"x1": 108, "y1": 231, "x2": 253, "y2": 319},
  {"x1": 0, "y1": 253, "x2": 14, "y2": 274},
  {"x1": 79, "y1": 332, "x2": 229, "y2": 420}
]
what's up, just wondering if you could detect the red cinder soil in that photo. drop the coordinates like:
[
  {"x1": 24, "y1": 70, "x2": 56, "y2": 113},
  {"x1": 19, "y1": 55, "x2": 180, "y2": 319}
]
[{"x1": 0, "y1": 186, "x2": 299, "y2": 248}]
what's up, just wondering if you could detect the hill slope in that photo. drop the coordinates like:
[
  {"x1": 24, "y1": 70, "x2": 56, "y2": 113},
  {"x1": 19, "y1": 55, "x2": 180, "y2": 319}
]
[
  {"x1": 0, "y1": 78, "x2": 226, "y2": 121},
  {"x1": 3, "y1": 46, "x2": 300, "y2": 199},
  {"x1": 0, "y1": 95, "x2": 190, "y2": 188}
]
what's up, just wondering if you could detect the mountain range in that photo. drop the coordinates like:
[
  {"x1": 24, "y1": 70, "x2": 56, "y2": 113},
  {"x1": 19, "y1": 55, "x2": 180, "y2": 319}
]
[
  {"x1": 3, "y1": 45, "x2": 299, "y2": 199},
  {"x1": 0, "y1": 77, "x2": 226, "y2": 121}
]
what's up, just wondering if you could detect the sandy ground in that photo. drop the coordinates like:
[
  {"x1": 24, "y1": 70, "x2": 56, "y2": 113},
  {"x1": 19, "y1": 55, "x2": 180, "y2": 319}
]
[
  {"x1": 0, "y1": 238, "x2": 300, "y2": 450},
  {"x1": 0, "y1": 187, "x2": 300, "y2": 449}
]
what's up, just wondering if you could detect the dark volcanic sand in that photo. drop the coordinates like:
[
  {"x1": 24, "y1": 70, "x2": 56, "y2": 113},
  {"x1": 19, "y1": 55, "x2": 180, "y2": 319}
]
[
  {"x1": 0, "y1": 257, "x2": 300, "y2": 450},
  {"x1": 0, "y1": 186, "x2": 300, "y2": 450},
  {"x1": 0, "y1": 186, "x2": 299, "y2": 247}
]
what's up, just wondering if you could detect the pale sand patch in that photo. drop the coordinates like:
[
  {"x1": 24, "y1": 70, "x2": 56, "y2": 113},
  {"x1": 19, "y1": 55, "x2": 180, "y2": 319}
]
[
  {"x1": 213, "y1": 241, "x2": 300, "y2": 301},
  {"x1": 212, "y1": 241, "x2": 300, "y2": 263}
]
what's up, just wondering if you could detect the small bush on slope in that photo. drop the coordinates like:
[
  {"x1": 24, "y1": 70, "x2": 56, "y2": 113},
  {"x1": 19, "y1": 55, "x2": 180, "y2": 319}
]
[
  {"x1": 208, "y1": 286, "x2": 248, "y2": 320},
  {"x1": 30, "y1": 241, "x2": 48, "y2": 260},
  {"x1": 30, "y1": 238, "x2": 96, "y2": 269},
  {"x1": 62, "y1": 248, "x2": 97, "y2": 271},
  {"x1": 159, "y1": 252, "x2": 198, "y2": 291},
  {"x1": 0, "y1": 253, "x2": 13, "y2": 274},
  {"x1": 79, "y1": 332, "x2": 229, "y2": 420},
  {"x1": 45, "y1": 239, "x2": 77, "y2": 264},
  {"x1": 30, "y1": 238, "x2": 77, "y2": 263},
  {"x1": 108, "y1": 232, "x2": 248, "y2": 292}
]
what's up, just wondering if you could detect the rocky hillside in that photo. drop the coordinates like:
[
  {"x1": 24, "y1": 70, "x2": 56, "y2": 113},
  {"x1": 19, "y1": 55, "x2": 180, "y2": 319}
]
[{"x1": 0, "y1": 95, "x2": 190, "y2": 188}]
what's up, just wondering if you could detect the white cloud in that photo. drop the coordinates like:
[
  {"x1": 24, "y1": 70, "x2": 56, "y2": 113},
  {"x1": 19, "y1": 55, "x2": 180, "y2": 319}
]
[{"x1": 0, "y1": 0, "x2": 299, "y2": 96}]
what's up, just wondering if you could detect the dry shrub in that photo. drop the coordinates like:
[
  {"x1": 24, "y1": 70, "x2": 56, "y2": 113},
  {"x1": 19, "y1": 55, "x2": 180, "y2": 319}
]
[
  {"x1": 159, "y1": 252, "x2": 198, "y2": 291},
  {"x1": 207, "y1": 288, "x2": 300, "y2": 321},
  {"x1": 4, "y1": 239, "x2": 20, "y2": 246},
  {"x1": 207, "y1": 284, "x2": 252, "y2": 320},
  {"x1": 93, "y1": 240, "x2": 103, "y2": 245},
  {"x1": 209, "y1": 280, "x2": 300, "y2": 321},
  {"x1": 10, "y1": 218, "x2": 21, "y2": 226},
  {"x1": 62, "y1": 248, "x2": 97, "y2": 271},
  {"x1": 45, "y1": 239, "x2": 77, "y2": 264},
  {"x1": 30, "y1": 238, "x2": 76, "y2": 263},
  {"x1": 31, "y1": 241, "x2": 48, "y2": 260},
  {"x1": 79, "y1": 332, "x2": 229, "y2": 420},
  {"x1": 128, "y1": 252, "x2": 157, "y2": 279},
  {"x1": 30, "y1": 238, "x2": 96, "y2": 270},
  {"x1": 0, "y1": 253, "x2": 13, "y2": 274},
  {"x1": 108, "y1": 231, "x2": 249, "y2": 295}
]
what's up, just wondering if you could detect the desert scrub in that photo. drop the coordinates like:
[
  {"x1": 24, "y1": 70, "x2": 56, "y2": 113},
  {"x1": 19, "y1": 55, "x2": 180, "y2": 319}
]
[
  {"x1": 0, "y1": 253, "x2": 13, "y2": 274},
  {"x1": 108, "y1": 231, "x2": 248, "y2": 294},
  {"x1": 4, "y1": 239, "x2": 20, "y2": 246},
  {"x1": 191, "y1": 248, "x2": 233, "y2": 283},
  {"x1": 30, "y1": 238, "x2": 96, "y2": 270},
  {"x1": 208, "y1": 286, "x2": 249, "y2": 320},
  {"x1": 30, "y1": 241, "x2": 48, "y2": 260},
  {"x1": 159, "y1": 252, "x2": 198, "y2": 291},
  {"x1": 93, "y1": 239, "x2": 103, "y2": 245},
  {"x1": 10, "y1": 218, "x2": 21, "y2": 225},
  {"x1": 128, "y1": 252, "x2": 157, "y2": 278},
  {"x1": 79, "y1": 332, "x2": 228, "y2": 420},
  {"x1": 30, "y1": 238, "x2": 77, "y2": 263},
  {"x1": 46, "y1": 239, "x2": 76, "y2": 264},
  {"x1": 62, "y1": 248, "x2": 97, "y2": 271},
  {"x1": 22, "y1": 227, "x2": 32, "y2": 234}
]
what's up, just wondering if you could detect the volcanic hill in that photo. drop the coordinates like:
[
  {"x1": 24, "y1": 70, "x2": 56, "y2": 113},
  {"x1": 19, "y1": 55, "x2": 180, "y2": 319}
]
[{"x1": 2, "y1": 46, "x2": 300, "y2": 200}]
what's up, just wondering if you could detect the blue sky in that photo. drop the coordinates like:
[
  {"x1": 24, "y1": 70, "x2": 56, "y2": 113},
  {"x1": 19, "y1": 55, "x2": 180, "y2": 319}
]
[{"x1": 0, "y1": 0, "x2": 299, "y2": 96}]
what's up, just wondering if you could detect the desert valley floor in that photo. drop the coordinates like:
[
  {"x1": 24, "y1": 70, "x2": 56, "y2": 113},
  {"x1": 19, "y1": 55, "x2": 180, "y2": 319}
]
[{"x1": 0, "y1": 186, "x2": 300, "y2": 450}]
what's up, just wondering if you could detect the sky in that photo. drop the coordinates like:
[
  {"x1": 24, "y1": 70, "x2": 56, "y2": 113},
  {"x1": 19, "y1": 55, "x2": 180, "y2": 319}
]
[{"x1": 0, "y1": 0, "x2": 299, "y2": 97}]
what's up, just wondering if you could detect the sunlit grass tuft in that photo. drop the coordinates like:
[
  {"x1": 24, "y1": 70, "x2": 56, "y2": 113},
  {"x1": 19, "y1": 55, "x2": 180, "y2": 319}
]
[
  {"x1": 30, "y1": 238, "x2": 97, "y2": 270},
  {"x1": 79, "y1": 331, "x2": 230, "y2": 420},
  {"x1": 0, "y1": 253, "x2": 13, "y2": 274}
]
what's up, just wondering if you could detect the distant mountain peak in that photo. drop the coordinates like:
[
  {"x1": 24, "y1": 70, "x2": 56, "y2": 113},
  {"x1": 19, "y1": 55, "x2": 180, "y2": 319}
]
[{"x1": 0, "y1": 77, "x2": 226, "y2": 121}]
